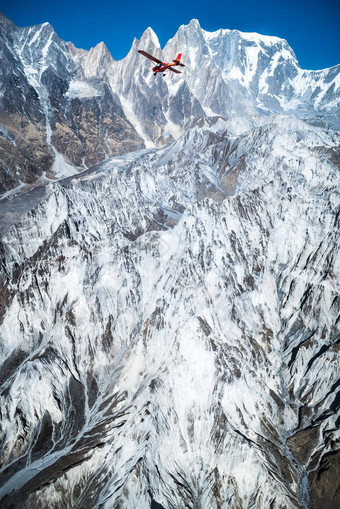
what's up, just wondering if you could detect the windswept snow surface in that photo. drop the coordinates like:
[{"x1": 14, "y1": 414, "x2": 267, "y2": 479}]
[{"x1": 0, "y1": 116, "x2": 339, "y2": 508}]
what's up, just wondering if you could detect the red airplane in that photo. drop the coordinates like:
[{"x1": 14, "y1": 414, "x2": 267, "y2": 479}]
[{"x1": 138, "y1": 50, "x2": 185, "y2": 76}]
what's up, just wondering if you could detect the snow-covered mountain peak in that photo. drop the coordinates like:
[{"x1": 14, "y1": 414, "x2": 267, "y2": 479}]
[
  {"x1": 13, "y1": 18, "x2": 72, "y2": 79},
  {"x1": 81, "y1": 40, "x2": 115, "y2": 78},
  {"x1": 169, "y1": 18, "x2": 205, "y2": 45},
  {"x1": 0, "y1": 14, "x2": 339, "y2": 194},
  {"x1": 36, "y1": 21, "x2": 54, "y2": 31},
  {"x1": 0, "y1": 12, "x2": 16, "y2": 32},
  {"x1": 177, "y1": 18, "x2": 203, "y2": 33},
  {"x1": 163, "y1": 19, "x2": 339, "y2": 125},
  {"x1": 92, "y1": 40, "x2": 111, "y2": 54},
  {"x1": 66, "y1": 40, "x2": 87, "y2": 62},
  {"x1": 167, "y1": 19, "x2": 299, "y2": 75},
  {"x1": 139, "y1": 26, "x2": 161, "y2": 50},
  {"x1": 18, "y1": 19, "x2": 58, "y2": 46},
  {"x1": 188, "y1": 18, "x2": 201, "y2": 27}
]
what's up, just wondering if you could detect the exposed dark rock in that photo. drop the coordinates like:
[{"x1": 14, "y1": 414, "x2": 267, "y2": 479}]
[{"x1": 309, "y1": 451, "x2": 340, "y2": 509}]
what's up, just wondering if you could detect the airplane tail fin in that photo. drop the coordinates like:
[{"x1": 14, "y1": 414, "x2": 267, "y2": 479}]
[{"x1": 172, "y1": 53, "x2": 185, "y2": 66}]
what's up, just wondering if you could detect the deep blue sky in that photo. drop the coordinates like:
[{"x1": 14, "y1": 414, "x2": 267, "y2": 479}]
[{"x1": 1, "y1": 0, "x2": 339, "y2": 69}]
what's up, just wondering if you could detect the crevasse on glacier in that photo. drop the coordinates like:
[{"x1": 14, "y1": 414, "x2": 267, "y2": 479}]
[{"x1": 0, "y1": 14, "x2": 340, "y2": 509}]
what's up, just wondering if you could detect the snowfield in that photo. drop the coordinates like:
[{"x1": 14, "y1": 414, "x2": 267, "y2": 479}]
[{"x1": 1, "y1": 114, "x2": 339, "y2": 508}]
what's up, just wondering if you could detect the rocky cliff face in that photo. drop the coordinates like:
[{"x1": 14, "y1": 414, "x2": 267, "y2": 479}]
[
  {"x1": 0, "y1": 13, "x2": 143, "y2": 197},
  {"x1": 0, "y1": 115, "x2": 339, "y2": 508}
]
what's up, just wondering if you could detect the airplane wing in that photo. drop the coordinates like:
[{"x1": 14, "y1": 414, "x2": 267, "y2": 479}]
[
  {"x1": 168, "y1": 67, "x2": 182, "y2": 74},
  {"x1": 138, "y1": 50, "x2": 163, "y2": 65}
]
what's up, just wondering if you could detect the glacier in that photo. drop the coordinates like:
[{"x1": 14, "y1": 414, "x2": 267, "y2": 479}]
[{"x1": 0, "y1": 13, "x2": 340, "y2": 509}]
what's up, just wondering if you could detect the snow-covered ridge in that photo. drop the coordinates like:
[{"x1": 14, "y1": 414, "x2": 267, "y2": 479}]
[
  {"x1": 164, "y1": 19, "x2": 339, "y2": 124},
  {"x1": 0, "y1": 116, "x2": 339, "y2": 508},
  {"x1": 0, "y1": 14, "x2": 144, "y2": 197}
]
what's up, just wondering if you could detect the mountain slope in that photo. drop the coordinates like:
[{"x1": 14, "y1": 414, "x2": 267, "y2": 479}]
[
  {"x1": 0, "y1": 14, "x2": 339, "y2": 198},
  {"x1": 0, "y1": 13, "x2": 143, "y2": 197},
  {"x1": 0, "y1": 116, "x2": 339, "y2": 508}
]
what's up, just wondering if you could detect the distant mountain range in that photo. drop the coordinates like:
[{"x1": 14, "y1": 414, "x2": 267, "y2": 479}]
[{"x1": 0, "y1": 14, "x2": 339, "y2": 197}]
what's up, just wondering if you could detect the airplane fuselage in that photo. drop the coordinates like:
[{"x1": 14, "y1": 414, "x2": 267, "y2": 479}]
[
  {"x1": 153, "y1": 62, "x2": 179, "y2": 74},
  {"x1": 138, "y1": 50, "x2": 184, "y2": 76}
]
